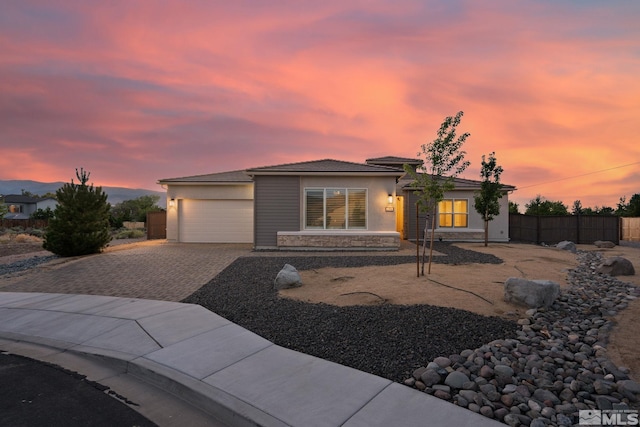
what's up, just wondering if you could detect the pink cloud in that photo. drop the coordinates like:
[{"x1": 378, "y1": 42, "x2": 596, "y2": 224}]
[{"x1": 1, "y1": 0, "x2": 638, "y2": 208}]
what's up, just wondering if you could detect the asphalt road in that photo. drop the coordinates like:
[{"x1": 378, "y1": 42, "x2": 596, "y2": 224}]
[{"x1": 0, "y1": 351, "x2": 158, "y2": 427}]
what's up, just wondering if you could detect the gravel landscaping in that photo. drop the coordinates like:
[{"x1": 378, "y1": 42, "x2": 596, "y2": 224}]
[
  {"x1": 185, "y1": 242, "x2": 640, "y2": 425},
  {"x1": 183, "y1": 242, "x2": 517, "y2": 383},
  {"x1": 0, "y1": 255, "x2": 59, "y2": 276}
]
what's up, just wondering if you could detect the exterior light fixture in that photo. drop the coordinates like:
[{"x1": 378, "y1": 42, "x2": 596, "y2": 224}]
[
  {"x1": 385, "y1": 194, "x2": 395, "y2": 212},
  {"x1": 169, "y1": 198, "x2": 175, "y2": 207}
]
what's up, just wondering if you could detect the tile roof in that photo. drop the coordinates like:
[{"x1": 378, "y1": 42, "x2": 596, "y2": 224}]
[
  {"x1": 400, "y1": 174, "x2": 516, "y2": 191},
  {"x1": 366, "y1": 156, "x2": 421, "y2": 166},
  {"x1": 158, "y1": 170, "x2": 253, "y2": 184},
  {"x1": 246, "y1": 159, "x2": 405, "y2": 175}
]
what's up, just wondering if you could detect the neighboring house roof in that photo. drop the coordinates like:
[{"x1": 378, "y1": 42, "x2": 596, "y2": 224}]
[
  {"x1": 246, "y1": 159, "x2": 405, "y2": 176},
  {"x1": 158, "y1": 170, "x2": 253, "y2": 185},
  {"x1": 3, "y1": 213, "x2": 30, "y2": 220},
  {"x1": 400, "y1": 174, "x2": 516, "y2": 191},
  {"x1": 2, "y1": 194, "x2": 55, "y2": 204}
]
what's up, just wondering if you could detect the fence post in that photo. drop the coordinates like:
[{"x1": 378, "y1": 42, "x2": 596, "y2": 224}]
[{"x1": 576, "y1": 214, "x2": 580, "y2": 244}]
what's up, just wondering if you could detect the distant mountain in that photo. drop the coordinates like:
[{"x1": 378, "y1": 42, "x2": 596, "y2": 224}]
[{"x1": 0, "y1": 180, "x2": 166, "y2": 208}]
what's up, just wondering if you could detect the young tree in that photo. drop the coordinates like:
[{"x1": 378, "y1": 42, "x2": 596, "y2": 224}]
[
  {"x1": 43, "y1": 168, "x2": 111, "y2": 256},
  {"x1": 473, "y1": 152, "x2": 504, "y2": 247},
  {"x1": 405, "y1": 110, "x2": 470, "y2": 275}
]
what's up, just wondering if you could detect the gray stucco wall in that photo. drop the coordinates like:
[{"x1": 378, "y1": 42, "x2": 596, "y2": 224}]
[{"x1": 403, "y1": 189, "x2": 510, "y2": 242}]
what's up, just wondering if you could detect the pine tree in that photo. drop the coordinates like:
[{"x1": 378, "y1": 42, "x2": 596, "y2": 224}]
[{"x1": 43, "y1": 168, "x2": 111, "y2": 256}]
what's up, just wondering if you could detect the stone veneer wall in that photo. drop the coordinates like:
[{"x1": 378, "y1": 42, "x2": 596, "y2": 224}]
[
  {"x1": 426, "y1": 230, "x2": 485, "y2": 241},
  {"x1": 277, "y1": 232, "x2": 400, "y2": 250}
]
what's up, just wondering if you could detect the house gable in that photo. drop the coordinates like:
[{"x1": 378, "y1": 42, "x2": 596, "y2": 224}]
[
  {"x1": 247, "y1": 159, "x2": 404, "y2": 250},
  {"x1": 2, "y1": 194, "x2": 57, "y2": 219}
]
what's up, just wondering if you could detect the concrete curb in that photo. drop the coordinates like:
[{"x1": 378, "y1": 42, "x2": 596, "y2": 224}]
[{"x1": 0, "y1": 292, "x2": 504, "y2": 427}]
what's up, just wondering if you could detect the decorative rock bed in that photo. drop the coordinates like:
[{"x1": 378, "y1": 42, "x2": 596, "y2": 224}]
[{"x1": 404, "y1": 250, "x2": 640, "y2": 426}]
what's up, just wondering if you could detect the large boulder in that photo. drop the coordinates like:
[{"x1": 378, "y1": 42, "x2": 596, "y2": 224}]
[
  {"x1": 597, "y1": 257, "x2": 635, "y2": 276},
  {"x1": 504, "y1": 278, "x2": 560, "y2": 309},
  {"x1": 594, "y1": 240, "x2": 616, "y2": 249},
  {"x1": 274, "y1": 264, "x2": 303, "y2": 290},
  {"x1": 556, "y1": 240, "x2": 576, "y2": 253}
]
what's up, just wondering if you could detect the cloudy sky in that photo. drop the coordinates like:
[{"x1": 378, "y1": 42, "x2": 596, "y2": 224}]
[{"x1": 1, "y1": 0, "x2": 638, "y2": 210}]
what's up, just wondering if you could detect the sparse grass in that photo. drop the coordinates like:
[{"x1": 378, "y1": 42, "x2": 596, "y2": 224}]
[
  {"x1": 114, "y1": 229, "x2": 146, "y2": 239},
  {"x1": 13, "y1": 233, "x2": 44, "y2": 243},
  {"x1": 0, "y1": 228, "x2": 47, "y2": 241}
]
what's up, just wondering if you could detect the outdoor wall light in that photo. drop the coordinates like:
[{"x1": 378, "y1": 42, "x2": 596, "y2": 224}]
[
  {"x1": 385, "y1": 194, "x2": 395, "y2": 212},
  {"x1": 169, "y1": 198, "x2": 175, "y2": 207}
]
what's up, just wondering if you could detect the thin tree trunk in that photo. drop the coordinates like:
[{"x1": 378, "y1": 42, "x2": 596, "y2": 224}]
[
  {"x1": 484, "y1": 219, "x2": 489, "y2": 247},
  {"x1": 421, "y1": 220, "x2": 428, "y2": 276},
  {"x1": 415, "y1": 203, "x2": 420, "y2": 277},
  {"x1": 427, "y1": 206, "x2": 436, "y2": 275}
]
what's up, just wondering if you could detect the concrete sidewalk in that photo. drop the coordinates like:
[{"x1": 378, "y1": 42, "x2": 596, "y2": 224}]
[{"x1": 0, "y1": 291, "x2": 503, "y2": 427}]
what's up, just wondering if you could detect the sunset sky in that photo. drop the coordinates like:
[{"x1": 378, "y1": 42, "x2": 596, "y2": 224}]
[{"x1": 1, "y1": 1, "x2": 638, "y2": 211}]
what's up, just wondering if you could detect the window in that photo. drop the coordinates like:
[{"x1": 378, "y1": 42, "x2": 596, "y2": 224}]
[
  {"x1": 438, "y1": 199, "x2": 468, "y2": 228},
  {"x1": 305, "y1": 188, "x2": 367, "y2": 230}
]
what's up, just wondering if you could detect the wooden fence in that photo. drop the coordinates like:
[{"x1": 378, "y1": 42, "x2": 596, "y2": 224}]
[
  {"x1": 622, "y1": 217, "x2": 640, "y2": 242},
  {"x1": 509, "y1": 214, "x2": 620, "y2": 244},
  {"x1": 1, "y1": 219, "x2": 49, "y2": 229},
  {"x1": 146, "y1": 211, "x2": 166, "y2": 240}
]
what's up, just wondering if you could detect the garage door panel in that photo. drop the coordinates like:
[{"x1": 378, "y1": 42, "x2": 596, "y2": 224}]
[{"x1": 179, "y1": 200, "x2": 253, "y2": 243}]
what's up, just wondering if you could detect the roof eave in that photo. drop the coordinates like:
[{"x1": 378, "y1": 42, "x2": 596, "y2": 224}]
[
  {"x1": 247, "y1": 171, "x2": 405, "y2": 177},
  {"x1": 157, "y1": 180, "x2": 253, "y2": 185}
]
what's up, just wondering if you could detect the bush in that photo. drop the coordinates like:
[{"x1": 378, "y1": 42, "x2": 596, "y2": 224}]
[{"x1": 28, "y1": 228, "x2": 45, "y2": 238}]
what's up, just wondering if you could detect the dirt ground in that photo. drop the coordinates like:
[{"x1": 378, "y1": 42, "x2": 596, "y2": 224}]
[{"x1": 281, "y1": 242, "x2": 640, "y2": 379}]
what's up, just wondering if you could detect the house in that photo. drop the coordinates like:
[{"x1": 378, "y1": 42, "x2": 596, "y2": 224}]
[
  {"x1": 366, "y1": 156, "x2": 515, "y2": 243},
  {"x1": 158, "y1": 156, "x2": 515, "y2": 249},
  {"x1": 1, "y1": 195, "x2": 58, "y2": 220}
]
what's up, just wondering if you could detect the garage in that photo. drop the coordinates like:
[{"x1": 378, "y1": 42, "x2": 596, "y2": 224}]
[{"x1": 178, "y1": 199, "x2": 253, "y2": 243}]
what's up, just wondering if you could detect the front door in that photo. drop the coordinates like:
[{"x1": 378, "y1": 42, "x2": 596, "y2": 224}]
[{"x1": 395, "y1": 195, "x2": 404, "y2": 239}]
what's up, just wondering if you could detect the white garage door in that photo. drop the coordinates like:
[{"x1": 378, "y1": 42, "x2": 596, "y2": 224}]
[{"x1": 179, "y1": 199, "x2": 253, "y2": 243}]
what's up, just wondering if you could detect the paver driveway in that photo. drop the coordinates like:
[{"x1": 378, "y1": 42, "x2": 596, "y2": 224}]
[{"x1": 0, "y1": 240, "x2": 252, "y2": 301}]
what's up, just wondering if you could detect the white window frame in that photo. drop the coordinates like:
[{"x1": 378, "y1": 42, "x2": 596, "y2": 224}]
[{"x1": 304, "y1": 188, "x2": 368, "y2": 230}]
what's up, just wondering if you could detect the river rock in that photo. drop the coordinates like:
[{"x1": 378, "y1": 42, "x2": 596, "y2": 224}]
[{"x1": 444, "y1": 371, "x2": 470, "y2": 389}]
